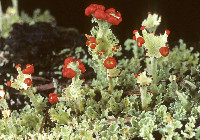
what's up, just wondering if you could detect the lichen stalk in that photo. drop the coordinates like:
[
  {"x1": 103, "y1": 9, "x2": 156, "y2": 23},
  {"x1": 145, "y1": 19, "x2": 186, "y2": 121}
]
[
  {"x1": 175, "y1": 90, "x2": 188, "y2": 105},
  {"x1": 11, "y1": 0, "x2": 18, "y2": 15},
  {"x1": 150, "y1": 57, "x2": 157, "y2": 85},
  {"x1": 107, "y1": 69, "x2": 114, "y2": 94},
  {"x1": 26, "y1": 88, "x2": 41, "y2": 112},
  {"x1": 0, "y1": 1, "x2": 2, "y2": 32},
  {"x1": 140, "y1": 86, "x2": 148, "y2": 110}
]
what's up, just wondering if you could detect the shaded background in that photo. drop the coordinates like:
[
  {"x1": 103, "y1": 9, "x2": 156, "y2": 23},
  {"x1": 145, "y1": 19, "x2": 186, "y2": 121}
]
[{"x1": 2, "y1": 0, "x2": 200, "y2": 53}]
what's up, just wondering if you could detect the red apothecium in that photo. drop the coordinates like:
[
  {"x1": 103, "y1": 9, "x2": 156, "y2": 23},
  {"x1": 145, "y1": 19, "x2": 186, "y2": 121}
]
[
  {"x1": 24, "y1": 78, "x2": 32, "y2": 86},
  {"x1": 49, "y1": 93, "x2": 59, "y2": 104},
  {"x1": 104, "y1": 57, "x2": 117, "y2": 69},
  {"x1": 137, "y1": 37, "x2": 145, "y2": 47},
  {"x1": 7, "y1": 81, "x2": 11, "y2": 87},
  {"x1": 159, "y1": 47, "x2": 169, "y2": 57},
  {"x1": 62, "y1": 68, "x2": 76, "y2": 78},
  {"x1": 165, "y1": 29, "x2": 170, "y2": 35},
  {"x1": 22, "y1": 64, "x2": 34, "y2": 74}
]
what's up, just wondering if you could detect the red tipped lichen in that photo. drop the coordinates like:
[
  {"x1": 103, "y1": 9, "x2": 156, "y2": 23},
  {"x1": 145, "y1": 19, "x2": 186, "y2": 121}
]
[
  {"x1": 159, "y1": 47, "x2": 169, "y2": 57},
  {"x1": 90, "y1": 44, "x2": 96, "y2": 49},
  {"x1": 49, "y1": 93, "x2": 59, "y2": 104},
  {"x1": 104, "y1": 57, "x2": 117, "y2": 69},
  {"x1": 165, "y1": 29, "x2": 170, "y2": 35},
  {"x1": 62, "y1": 68, "x2": 76, "y2": 78},
  {"x1": 137, "y1": 37, "x2": 145, "y2": 47},
  {"x1": 62, "y1": 57, "x2": 86, "y2": 78},
  {"x1": 64, "y1": 57, "x2": 74, "y2": 66},
  {"x1": 7, "y1": 81, "x2": 11, "y2": 87},
  {"x1": 94, "y1": 9, "x2": 107, "y2": 20},
  {"x1": 133, "y1": 30, "x2": 138, "y2": 34},
  {"x1": 140, "y1": 26, "x2": 146, "y2": 30},
  {"x1": 85, "y1": 4, "x2": 122, "y2": 25},
  {"x1": 24, "y1": 78, "x2": 32, "y2": 86},
  {"x1": 22, "y1": 64, "x2": 34, "y2": 74},
  {"x1": 15, "y1": 64, "x2": 21, "y2": 69}
]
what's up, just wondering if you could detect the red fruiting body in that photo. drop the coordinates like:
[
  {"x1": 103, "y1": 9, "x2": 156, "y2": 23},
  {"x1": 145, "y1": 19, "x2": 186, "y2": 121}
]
[
  {"x1": 107, "y1": 16, "x2": 119, "y2": 25},
  {"x1": 159, "y1": 47, "x2": 169, "y2": 57},
  {"x1": 89, "y1": 37, "x2": 96, "y2": 43},
  {"x1": 137, "y1": 42, "x2": 143, "y2": 47},
  {"x1": 85, "y1": 6, "x2": 97, "y2": 16},
  {"x1": 78, "y1": 64, "x2": 86, "y2": 73},
  {"x1": 90, "y1": 44, "x2": 96, "y2": 49},
  {"x1": 7, "y1": 81, "x2": 11, "y2": 87},
  {"x1": 85, "y1": 4, "x2": 122, "y2": 25},
  {"x1": 85, "y1": 4, "x2": 106, "y2": 17},
  {"x1": 112, "y1": 48, "x2": 115, "y2": 51},
  {"x1": 101, "y1": 49, "x2": 105, "y2": 52},
  {"x1": 62, "y1": 68, "x2": 76, "y2": 78},
  {"x1": 89, "y1": 4, "x2": 98, "y2": 8},
  {"x1": 135, "y1": 74, "x2": 138, "y2": 78},
  {"x1": 105, "y1": 8, "x2": 116, "y2": 14},
  {"x1": 140, "y1": 26, "x2": 146, "y2": 30},
  {"x1": 15, "y1": 64, "x2": 21, "y2": 69},
  {"x1": 24, "y1": 78, "x2": 32, "y2": 86},
  {"x1": 115, "y1": 46, "x2": 119, "y2": 49},
  {"x1": 116, "y1": 12, "x2": 121, "y2": 17},
  {"x1": 106, "y1": 9, "x2": 122, "y2": 25},
  {"x1": 49, "y1": 93, "x2": 59, "y2": 104},
  {"x1": 165, "y1": 29, "x2": 170, "y2": 35},
  {"x1": 64, "y1": 57, "x2": 74, "y2": 66},
  {"x1": 137, "y1": 37, "x2": 145, "y2": 47},
  {"x1": 148, "y1": 12, "x2": 151, "y2": 15},
  {"x1": 97, "y1": 5, "x2": 105, "y2": 11},
  {"x1": 133, "y1": 30, "x2": 138, "y2": 34},
  {"x1": 103, "y1": 57, "x2": 117, "y2": 69},
  {"x1": 63, "y1": 57, "x2": 85, "y2": 74},
  {"x1": 94, "y1": 9, "x2": 107, "y2": 20},
  {"x1": 86, "y1": 40, "x2": 89, "y2": 46},
  {"x1": 137, "y1": 37, "x2": 145, "y2": 44},
  {"x1": 133, "y1": 36, "x2": 136, "y2": 40},
  {"x1": 62, "y1": 64, "x2": 68, "y2": 71},
  {"x1": 22, "y1": 64, "x2": 34, "y2": 74}
]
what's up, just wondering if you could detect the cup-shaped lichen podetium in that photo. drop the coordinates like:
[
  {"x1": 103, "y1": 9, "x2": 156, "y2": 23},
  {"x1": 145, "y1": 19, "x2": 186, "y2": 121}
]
[{"x1": 136, "y1": 71, "x2": 152, "y2": 110}]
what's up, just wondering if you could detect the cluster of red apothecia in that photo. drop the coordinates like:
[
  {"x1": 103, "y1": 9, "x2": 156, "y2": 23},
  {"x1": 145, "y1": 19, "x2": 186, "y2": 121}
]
[
  {"x1": 112, "y1": 46, "x2": 119, "y2": 52},
  {"x1": 62, "y1": 57, "x2": 86, "y2": 79},
  {"x1": 85, "y1": 4, "x2": 122, "y2": 25},
  {"x1": 85, "y1": 36, "x2": 99, "y2": 50},
  {"x1": 132, "y1": 26, "x2": 146, "y2": 48},
  {"x1": 133, "y1": 26, "x2": 171, "y2": 57},
  {"x1": 7, "y1": 64, "x2": 34, "y2": 87},
  {"x1": 95, "y1": 49, "x2": 105, "y2": 56}
]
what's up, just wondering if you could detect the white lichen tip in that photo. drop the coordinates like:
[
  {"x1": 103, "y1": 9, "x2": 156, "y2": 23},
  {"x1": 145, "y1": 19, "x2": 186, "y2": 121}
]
[
  {"x1": 0, "y1": 89, "x2": 5, "y2": 99},
  {"x1": 136, "y1": 29, "x2": 168, "y2": 58},
  {"x1": 169, "y1": 75, "x2": 176, "y2": 82},
  {"x1": 2, "y1": 109, "x2": 11, "y2": 118},
  {"x1": 142, "y1": 13, "x2": 161, "y2": 33},
  {"x1": 136, "y1": 71, "x2": 152, "y2": 87},
  {"x1": 10, "y1": 67, "x2": 32, "y2": 90},
  {"x1": 6, "y1": 7, "x2": 17, "y2": 15}
]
